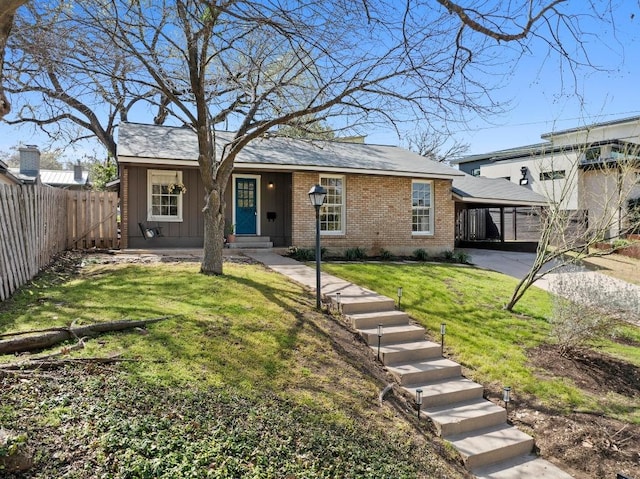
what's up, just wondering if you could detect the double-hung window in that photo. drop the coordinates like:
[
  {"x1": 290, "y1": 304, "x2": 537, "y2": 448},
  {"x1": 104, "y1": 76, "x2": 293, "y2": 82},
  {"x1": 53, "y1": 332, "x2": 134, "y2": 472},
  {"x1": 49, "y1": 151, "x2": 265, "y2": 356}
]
[
  {"x1": 147, "y1": 169, "x2": 183, "y2": 222},
  {"x1": 412, "y1": 180, "x2": 433, "y2": 234},
  {"x1": 320, "y1": 175, "x2": 344, "y2": 234}
]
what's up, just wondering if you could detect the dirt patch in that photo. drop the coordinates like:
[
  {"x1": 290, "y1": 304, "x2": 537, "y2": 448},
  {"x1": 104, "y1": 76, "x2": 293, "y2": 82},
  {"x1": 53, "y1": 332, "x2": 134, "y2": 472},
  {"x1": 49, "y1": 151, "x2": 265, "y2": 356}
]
[{"x1": 498, "y1": 345, "x2": 640, "y2": 479}]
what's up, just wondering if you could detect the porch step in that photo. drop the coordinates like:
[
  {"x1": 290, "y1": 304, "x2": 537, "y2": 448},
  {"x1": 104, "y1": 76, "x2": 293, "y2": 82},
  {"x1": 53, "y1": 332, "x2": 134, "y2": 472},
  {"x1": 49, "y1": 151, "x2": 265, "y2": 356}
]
[
  {"x1": 358, "y1": 324, "x2": 425, "y2": 346},
  {"x1": 473, "y1": 455, "x2": 575, "y2": 479},
  {"x1": 347, "y1": 310, "x2": 410, "y2": 329},
  {"x1": 425, "y1": 399, "x2": 507, "y2": 437},
  {"x1": 447, "y1": 424, "x2": 534, "y2": 471},
  {"x1": 404, "y1": 378, "x2": 484, "y2": 408},
  {"x1": 374, "y1": 340, "x2": 442, "y2": 365},
  {"x1": 386, "y1": 357, "x2": 461, "y2": 386},
  {"x1": 228, "y1": 236, "x2": 273, "y2": 249}
]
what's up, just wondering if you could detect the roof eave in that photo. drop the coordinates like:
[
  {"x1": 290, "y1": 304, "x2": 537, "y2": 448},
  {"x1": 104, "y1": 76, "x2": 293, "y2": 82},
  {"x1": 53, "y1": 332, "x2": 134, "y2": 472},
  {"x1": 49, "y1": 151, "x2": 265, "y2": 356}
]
[{"x1": 117, "y1": 156, "x2": 463, "y2": 179}]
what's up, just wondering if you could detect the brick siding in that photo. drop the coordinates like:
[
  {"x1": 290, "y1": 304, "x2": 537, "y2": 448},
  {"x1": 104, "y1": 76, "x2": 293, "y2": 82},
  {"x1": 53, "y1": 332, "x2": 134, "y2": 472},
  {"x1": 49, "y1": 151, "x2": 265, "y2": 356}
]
[{"x1": 292, "y1": 172, "x2": 455, "y2": 255}]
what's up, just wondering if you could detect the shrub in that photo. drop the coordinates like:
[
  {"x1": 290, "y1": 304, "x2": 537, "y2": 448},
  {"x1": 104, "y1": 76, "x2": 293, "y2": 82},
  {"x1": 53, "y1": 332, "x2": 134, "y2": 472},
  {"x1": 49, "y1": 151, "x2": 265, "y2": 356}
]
[
  {"x1": 412, "y1": 248, "x2": 428, "y2": 261},
  {"x1": 379, "y1": 248, "x2": 393, "y2": 261},
  {"x1": 443, "y1": 250, "x2": 455, "y2": 262},
  {"x1": 547, "y1": 271, "x2": 636, "y2": 355},
  {"x1": 344, "y1": 247, "x2": 367, "y2": 261},
  {"x1": 454, "y1": 250, "x2": 470, "y2": 264},
  {"x1": 287, "y1": 247, "x2": 326, "y2": 261},
  {"x1": 612, "y1": 238, "x2": 631, "y2": 249}
]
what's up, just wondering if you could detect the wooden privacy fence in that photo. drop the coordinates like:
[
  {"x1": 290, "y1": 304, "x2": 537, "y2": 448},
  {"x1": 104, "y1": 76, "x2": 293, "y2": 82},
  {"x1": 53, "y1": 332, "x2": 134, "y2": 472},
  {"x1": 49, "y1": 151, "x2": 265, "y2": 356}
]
[{"x1": 0, "y1": 184, "x2": 118, "y2": 301}]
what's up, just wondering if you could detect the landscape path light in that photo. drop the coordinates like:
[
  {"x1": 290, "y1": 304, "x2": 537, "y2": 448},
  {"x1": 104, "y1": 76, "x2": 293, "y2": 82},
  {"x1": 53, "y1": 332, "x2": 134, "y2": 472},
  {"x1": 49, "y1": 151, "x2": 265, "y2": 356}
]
[
  {"x1": 440, "y1": 323, "x2": 446, "y2": 353},
  {"x1": 503, "y1": 386, "x2": 511, "y2": 415},
  {"x1": 397, "y1": 287, "x2": 403, "y2": 308},
  {"x1": 308, "y1": 184, "x2": 327, "y2": 310},
  {"x1": 377, "y1": 324, "x2": 383, "y2": 361},
  {"x1": 416, "y1": 389, "x2": 423, "y2": 419}
]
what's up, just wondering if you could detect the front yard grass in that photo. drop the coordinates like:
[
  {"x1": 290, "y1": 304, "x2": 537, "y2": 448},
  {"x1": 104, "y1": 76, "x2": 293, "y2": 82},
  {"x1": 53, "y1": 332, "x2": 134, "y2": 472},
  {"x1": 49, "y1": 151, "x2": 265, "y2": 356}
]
[
  {"x1": 0, "y1": 258, "x2": 462, "y2": 478},
  {"x1": 321, "y1": 262, "x2": 640, "y2": 424}
]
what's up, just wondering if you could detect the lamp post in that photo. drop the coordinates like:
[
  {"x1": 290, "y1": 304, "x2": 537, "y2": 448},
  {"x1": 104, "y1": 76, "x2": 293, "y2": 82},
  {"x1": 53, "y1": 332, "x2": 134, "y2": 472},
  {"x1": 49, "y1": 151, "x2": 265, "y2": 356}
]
[{"x1": 308, "y1": 185, "x2": 327, "y2": 310}]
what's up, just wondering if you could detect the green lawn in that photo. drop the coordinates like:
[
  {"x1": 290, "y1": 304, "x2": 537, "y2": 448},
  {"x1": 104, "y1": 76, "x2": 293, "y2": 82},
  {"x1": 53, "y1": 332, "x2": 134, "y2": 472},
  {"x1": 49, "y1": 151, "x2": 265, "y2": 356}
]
[
  {"x1": 0, "y1": 260, "x2": 462, "y2": 478},
  {"x1": 321, "y1": 262, "x2": 640, "y2": 423}
]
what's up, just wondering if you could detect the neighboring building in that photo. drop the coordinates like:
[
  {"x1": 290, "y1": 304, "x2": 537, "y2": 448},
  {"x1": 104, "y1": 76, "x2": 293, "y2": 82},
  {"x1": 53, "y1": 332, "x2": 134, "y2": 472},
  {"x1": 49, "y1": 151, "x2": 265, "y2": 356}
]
[
  {"x1": 6, "y1": 146, "x2": 90, "y2": 189},
  {"x1": 454, "y1": 116, "x2": 640, "y2": 239},
  {"x1": 0, "y1": 158, "x2": 21, "y2": 185},
  {"x1": 117, "y1": 123, "x2": 547, "y2": 252}
]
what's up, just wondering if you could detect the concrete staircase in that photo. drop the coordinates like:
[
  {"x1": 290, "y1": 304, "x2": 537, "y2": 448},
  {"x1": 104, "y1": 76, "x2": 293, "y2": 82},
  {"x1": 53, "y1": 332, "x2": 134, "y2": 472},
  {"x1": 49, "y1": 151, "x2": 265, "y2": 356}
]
[
  {"x1": 340, "y1": 300, "x2": 573, "y2": 478},
  {"x1": 227, "y1": 235, "x2": 273, "y2": 249}
]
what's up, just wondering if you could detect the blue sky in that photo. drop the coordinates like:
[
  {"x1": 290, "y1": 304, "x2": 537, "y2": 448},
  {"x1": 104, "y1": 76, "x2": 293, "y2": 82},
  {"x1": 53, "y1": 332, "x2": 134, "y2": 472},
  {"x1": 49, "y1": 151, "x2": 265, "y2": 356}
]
[{"x1": 2, "y1": 1, "x2": 639, "y2": 160}]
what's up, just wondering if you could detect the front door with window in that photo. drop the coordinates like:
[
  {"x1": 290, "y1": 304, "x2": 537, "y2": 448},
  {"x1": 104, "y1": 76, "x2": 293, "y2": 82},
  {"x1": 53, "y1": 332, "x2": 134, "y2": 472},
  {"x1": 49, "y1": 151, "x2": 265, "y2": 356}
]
[{"x1": 235, "y1": 177, "x2": 257, "y2": 234}]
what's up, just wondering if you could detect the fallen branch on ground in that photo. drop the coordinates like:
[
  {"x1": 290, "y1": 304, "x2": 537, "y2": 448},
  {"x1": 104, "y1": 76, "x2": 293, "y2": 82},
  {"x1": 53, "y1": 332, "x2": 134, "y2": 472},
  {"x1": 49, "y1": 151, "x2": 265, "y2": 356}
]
[
  {"x1": 0, "y1": 317, "x2": 168, "y2": 355},
  {"x1": 0, "y1": 354, "x2": 135, "y2": 371}
]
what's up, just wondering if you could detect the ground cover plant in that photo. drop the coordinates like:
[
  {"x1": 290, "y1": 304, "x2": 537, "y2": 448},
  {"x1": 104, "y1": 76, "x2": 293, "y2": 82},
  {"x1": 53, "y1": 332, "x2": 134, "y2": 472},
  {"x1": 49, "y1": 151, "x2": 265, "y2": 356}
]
[
  {"x1": 321, "y1": 262, "x2": 640, "y2": 479},
  {"x1": 0, "y1": 254, "x2": 465, "y2": 478}
]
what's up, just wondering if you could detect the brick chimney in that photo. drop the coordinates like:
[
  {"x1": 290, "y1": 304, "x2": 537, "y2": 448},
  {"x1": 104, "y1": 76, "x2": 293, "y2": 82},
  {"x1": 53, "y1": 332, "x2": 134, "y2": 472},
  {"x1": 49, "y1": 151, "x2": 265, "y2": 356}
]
[
  {"x1": 74, "y1": 162, "x2": 83, "y2": 182},
  {"x1": 19, "y1": 145, "x2": 41, "y2": 177}
]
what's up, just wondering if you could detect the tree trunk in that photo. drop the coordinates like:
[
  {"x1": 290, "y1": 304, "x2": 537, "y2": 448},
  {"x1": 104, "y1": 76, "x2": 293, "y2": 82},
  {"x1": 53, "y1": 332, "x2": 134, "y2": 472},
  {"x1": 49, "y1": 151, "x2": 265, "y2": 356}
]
[{"x1": 200, "y1": 188, "x2": 225, "y2": 275}]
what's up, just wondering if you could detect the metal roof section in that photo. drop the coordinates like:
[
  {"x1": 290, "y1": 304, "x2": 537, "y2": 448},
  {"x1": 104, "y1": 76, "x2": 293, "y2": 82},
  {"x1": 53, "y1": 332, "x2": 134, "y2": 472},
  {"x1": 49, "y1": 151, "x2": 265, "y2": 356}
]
[
  {"x1": 117, "y1": 123, "x2": 465, "y2": 179},
  {"x1": 8, "y1": 168, "x2": 90, "y2": 187},
  {"x1": 451, "y1": 142, "x2": 551, "y2": 164},
  {"x1": 452, "y1": 174, "x2": 547, "y2": 206},
  {"x1": 541, "y1": 115, "x2": 640, "y2": 139}
]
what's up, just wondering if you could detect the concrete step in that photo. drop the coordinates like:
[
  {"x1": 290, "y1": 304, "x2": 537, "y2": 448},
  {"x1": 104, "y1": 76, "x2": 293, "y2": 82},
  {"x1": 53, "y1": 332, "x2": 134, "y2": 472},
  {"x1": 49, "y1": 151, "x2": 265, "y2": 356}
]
[
  {"x1": 447, "y1": 424, "x2": 534, "y2": 471},
  {"x1": 339, "y1": 297, "x2": 396, "y2": 315},
  {"x1": 386, "y1": 358, "x2": 461, "y2": 386},
  {"x1": 359, "y1": 324, "x2": 425, "y2": 346},
  {"x1": 474, "y1": 454, "x2": 575, "y2": 479},
  {"x1": 228, "y1": 241, "x2": 273, "y2": 249},
  {"x1": 425, "y1": 399, "x2": 507, "y2": 437},
  {"x1": 347, "y1": 310, "x2": 410, "y2": 329},
  {"x1": 234, "y1": 235, "x2": 271, "y2": 242},
  {"x1": 404, "y1": 378, "x2": 484, "y2": 408},
  {"x1": 373, "y1": 340, "x2": 442, "y2": 365}
]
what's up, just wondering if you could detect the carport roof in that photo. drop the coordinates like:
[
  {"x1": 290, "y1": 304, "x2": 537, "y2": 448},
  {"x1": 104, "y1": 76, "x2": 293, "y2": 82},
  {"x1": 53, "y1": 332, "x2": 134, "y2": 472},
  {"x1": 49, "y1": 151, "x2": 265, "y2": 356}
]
[{"x1": 452, "y1": 174, "x2": 547, "y2": 206}]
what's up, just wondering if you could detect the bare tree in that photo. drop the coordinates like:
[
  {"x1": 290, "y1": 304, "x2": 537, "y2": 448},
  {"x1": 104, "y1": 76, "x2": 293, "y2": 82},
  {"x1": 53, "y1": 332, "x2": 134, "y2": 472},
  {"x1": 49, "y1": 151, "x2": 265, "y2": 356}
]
[
  {"x1": 2, "y1": 0, "x2": 618, "y2": 275},
  {"x1": 505, "y1": 147, "x2": 640, "y2": 311},
  {"x1": 83, "y1": 0, "x2": 615, "y2": 275},
  {"x1": 404, "y1": 129, "x2": 469, "y2": 163},
  {"x1": 3, "y1": 2, "x2": 159, "y2": 159},
  {"x1": 0, "y1": 0, "x2": 27, "y2": 118}
]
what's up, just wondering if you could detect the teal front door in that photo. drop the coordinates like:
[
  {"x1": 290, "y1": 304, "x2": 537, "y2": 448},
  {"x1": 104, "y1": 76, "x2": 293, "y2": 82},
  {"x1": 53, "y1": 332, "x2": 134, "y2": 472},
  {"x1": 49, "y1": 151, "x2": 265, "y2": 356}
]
[{"x1": 235, "y1": 178, "x2": 257, "y2": 234}]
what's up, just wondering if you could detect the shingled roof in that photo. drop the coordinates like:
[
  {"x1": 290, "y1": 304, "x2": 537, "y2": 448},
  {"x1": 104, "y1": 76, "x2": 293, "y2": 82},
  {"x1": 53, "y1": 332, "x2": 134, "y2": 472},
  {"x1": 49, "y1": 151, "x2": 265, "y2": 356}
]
[{"x1": 117, "y1": 123, "x2": 465, "y2": 180}]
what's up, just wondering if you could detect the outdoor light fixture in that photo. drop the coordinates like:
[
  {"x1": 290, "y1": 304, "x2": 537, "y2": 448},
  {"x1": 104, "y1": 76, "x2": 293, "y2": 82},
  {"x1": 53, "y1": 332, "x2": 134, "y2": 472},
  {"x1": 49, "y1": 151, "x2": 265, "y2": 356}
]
[
  {"x1": 335, "y1": 292, "x2": 341, "y2": 313},
  {"x1": 416, "y1": 389, "x2": 423, "y2": 419},
  {"x1": 397, "y1": 287, "x2": 403, "y2": 308},
  {"x1": 268, "y1": 181, "x2": 274, "y2": 189},
  {"x1": 503, "y1": 386, "x2": 511, "y2": 414},
  {"x1": 440, "y1": 323, "x2": 446, "y2": 353},
  {"x1": 377, "y1": 324, "x2": 384, "y2": 361},
  {"x1": 519, "y1": 166, "x2": 529, "y2": 186},
  {"x1": 308, "y1": 185, "x2": 327, "y2": 310}
]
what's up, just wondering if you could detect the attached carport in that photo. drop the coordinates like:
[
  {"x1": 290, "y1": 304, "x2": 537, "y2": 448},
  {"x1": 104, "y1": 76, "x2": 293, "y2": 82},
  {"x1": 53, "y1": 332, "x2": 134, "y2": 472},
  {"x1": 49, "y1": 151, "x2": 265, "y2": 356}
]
[{"x1": 451, "y1": 174, "x2": 548, "y2": 252}]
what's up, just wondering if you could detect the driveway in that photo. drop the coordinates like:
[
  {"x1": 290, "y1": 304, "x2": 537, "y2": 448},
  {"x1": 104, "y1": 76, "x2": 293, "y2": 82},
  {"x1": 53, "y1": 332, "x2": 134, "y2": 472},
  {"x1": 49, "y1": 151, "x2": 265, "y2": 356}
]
[{"x1": 463, "y1": 248, "x2": 640, "y2": 321}]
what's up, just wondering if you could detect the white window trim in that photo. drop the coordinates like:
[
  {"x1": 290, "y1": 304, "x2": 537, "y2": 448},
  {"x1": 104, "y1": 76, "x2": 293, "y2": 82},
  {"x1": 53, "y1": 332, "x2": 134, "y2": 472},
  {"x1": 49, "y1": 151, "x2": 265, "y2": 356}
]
[
  {"x1": 320, "y1": 174, "x2": 345, "y2": 235},
  {"x1": 411, "y1": 179, "x2": 434, "y2": 236},
  {"x1": 147, "y1": 169, "x2": 183, "y2": 222}
]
